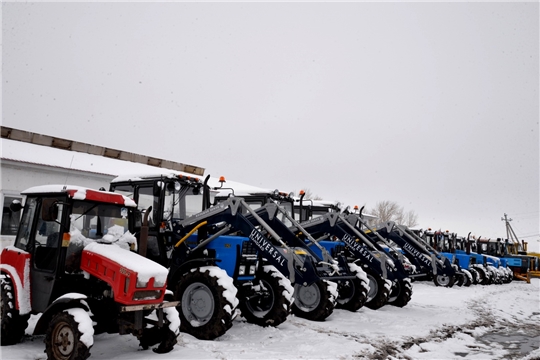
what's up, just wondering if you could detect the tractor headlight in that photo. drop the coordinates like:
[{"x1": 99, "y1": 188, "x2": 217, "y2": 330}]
[
  {"x1": 133, "y1": 290, "x2": 162, "y2": 301},
  {"x1": 249, "y1": 265, "x2": 256, "y2": 275},
  {"x1": 137, "y1": 278, "x2": 165, "y2": 288},
  {"x1": 238, "y1": 265, "x2": 246, "y2": 276},
  {"x1": 136, "y1": 279, "x2": 148, "y2": 288}
]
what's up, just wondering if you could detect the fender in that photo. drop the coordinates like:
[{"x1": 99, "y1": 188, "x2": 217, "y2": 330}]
[
  {"x1": 167, "y1": 257, "x2": 219, "y2": 289},
  {"x1": 33, "y1": 293, "x2": 90, "y2": 335},
  {"x1": 0, "y1": 246, "x2": 31, "y2": 314}
]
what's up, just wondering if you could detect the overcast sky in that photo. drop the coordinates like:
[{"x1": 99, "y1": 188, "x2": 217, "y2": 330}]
[{"x1": 2, "y1": 2, "x2": 539, "y2": 251}]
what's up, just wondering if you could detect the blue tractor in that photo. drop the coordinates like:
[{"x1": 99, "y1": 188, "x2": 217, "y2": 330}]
[
  {"x1": 291, "y1": 198, "x2": 413, "y2": 309},
  {"x1": 361, "y1": 222, "x2": 458, "y2": 287},
  {"x1": 212, "y1": 181, "x2": 369, "y2": 317}
]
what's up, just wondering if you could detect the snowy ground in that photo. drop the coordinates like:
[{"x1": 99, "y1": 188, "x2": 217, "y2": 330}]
[{"x1": 1, "y1": 278, "x2": 538, "y2": 360}]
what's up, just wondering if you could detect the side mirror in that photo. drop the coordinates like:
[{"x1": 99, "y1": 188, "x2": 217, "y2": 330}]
[
  {"x1": 10, "y1": 200, "x2": 23, "y2": 212},
  {"x1": 41, "y1": 199, "x2": 59, "y2": 222}
]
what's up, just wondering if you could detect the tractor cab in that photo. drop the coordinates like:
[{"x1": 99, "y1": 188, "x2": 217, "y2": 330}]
[
  {"x1": 4, "y1": 186, "x2": 138, "y2": 313},
  {"x1": 110, "y1": 171, "x2": 205, "y2": 266},
  {"x1": 211, "y1": 177, "x2": 296, "y2": 227}
]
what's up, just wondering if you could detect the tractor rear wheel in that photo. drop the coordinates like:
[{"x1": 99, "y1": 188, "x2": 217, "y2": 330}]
[
  {"x1": 239, "y1": 265, "x2": 293, "y2": 327},
  {"x1": 433, "y1": 274, "x2": 455, "y2": 287},
  {"x1": 176, "y1": 266, "x2": 238, "y2": 340},
  {"x1": 387, "y1": 278, "x2": 413, "y2": 308},
  {"x1": 1, "y1": 275, "x2": 29, "y2": 345},
  {"x1": 363, "y1": 269, "x2": 390, "y2": 310},
  {"x1": 292, "y1": 279, "x2": 337, "y2": 321},
  {"x1": 336, "y1": 263, "x2": 369, "y2": 312},
  {"x1": 45, "y1": 310, "x2": 92, "y2": 360}
]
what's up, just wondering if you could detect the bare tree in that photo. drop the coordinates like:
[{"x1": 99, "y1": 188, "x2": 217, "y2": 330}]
[{"x1": 368, "y1": 200, "x2": 419, "y2": 228}]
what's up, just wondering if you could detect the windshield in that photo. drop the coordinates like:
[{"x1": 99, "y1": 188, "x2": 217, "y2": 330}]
[
  {"x1": 164, "y1": 185, "x2": 204, "y2": 221},
  {"x1": 69, "y1": 200, "x2": 134, "y2": 247},
  {"x1": 276, "y1": 201, "x2": 294, "y2": 227},
  {"x1": 66, "y1": 200, "x2": 136, "y2": 273}
]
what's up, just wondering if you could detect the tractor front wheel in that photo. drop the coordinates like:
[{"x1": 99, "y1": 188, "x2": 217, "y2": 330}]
[
  {"x1": 364, "y1": 270, "x2": 390, "y2": 310},
  {"x1": 336, "y1": 264, "x2": 369, "y2": 312},
  {"x1": 387, "y1": 278, "x2": 413, "y2": 308},
  {"x1": 45, "y1": 310, "x2": 92, "y2": 360},
  {"x1": 292, "y1": 279, "x2": 337, "y2": 321},
  {"x1": 239, "y1": 265, "x2": 293, "y2": 327},
  {"x1": 469, "y1": 268, "x2": 480, "y2": 284},
  {"x1": 461, "y1": 270, "x2": 472, "y2": 287},
  {"x1": 455, "y1": 273, "x2": 465, "y2": 286},
  {"x1": 433, "y1": 274, "x2": 455, "y2": 287},
  {"x1": 176, "y1": 266, "x2": 238, "y2": 340},
  {"x1": 473, "y1": 266, "x2": 490, "y2": 285}
]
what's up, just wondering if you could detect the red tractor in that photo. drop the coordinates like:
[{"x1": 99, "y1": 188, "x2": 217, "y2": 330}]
[{"x1": 1, "y1": 185, "x2": 180, "y2": 359}]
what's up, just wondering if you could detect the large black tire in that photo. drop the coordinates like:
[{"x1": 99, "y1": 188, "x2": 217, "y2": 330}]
[
  {"x1": 461, "y1": 270, "x2": 472, "y2": 287},
  {"x1": 473, "y1": 266, "x2": 490, "y2": 285},
  {"x1": 238, "y1": 265, "x2": 293, "y2": 327},
  {"x1": 387, "y1": 278, "x2": 413, "y2": 308},
  {"x1": 176, "y1": 266, "x2": 238, "y2": 340},
  {"x1": 45, "y1": 310, "x2": 92, "y2": 360},
  {"x1": 363, "y1": 269, "x2": 390, "y2": 310},
  {"x1": 433, "y1": 273, "x2": 455, "y2": 287},
  {"x1": 454, "y1": 273, "x2": 465, "y2": 287},
  {"x1": 292, "y1": 279, "x2": 337, "y2": 321},
  {"x1": 488, "y1": 267, "x2": 502, "y2": 285},
  {"x1": 1, "y1": 275, "x2": 29, "y2": 346},
  {"x1": 504, "y1": 269, "x2": 513, "y2": 283},
  {"x1": 336, "y1": 263, "x2": 369, "y2": 312},
  {"x1": 139, "y1": 307, "x2": 179, "y2": 353},
  {"x1": 468, "y1": 268, "x2": 480, "y2": 284}
]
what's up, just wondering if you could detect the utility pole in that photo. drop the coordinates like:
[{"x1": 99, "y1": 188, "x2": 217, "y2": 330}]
[{"x1": 501, "y1": 213, "x2": 524, "y2": 254}]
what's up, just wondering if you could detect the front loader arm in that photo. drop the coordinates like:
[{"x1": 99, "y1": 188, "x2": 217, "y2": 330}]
[
  {"x1": 171, "y1": 197, "x2": 319, "y2": 286},
  {"x1": 297, "y1": 213, "x2": 388, "y2": 279}
]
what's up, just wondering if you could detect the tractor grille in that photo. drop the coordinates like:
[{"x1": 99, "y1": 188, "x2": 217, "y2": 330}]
[
  {"x1": 242, "y1": 240, "x2": 258, "y2": 256},
  {"x1": 332, "y1": 244, "x2": 346, "y2": 257}
]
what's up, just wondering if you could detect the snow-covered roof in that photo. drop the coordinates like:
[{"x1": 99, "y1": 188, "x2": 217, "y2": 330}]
[
  {"x1": 294, "y1": 198, "x2": 340, "y2": 207},
  {"x1": 1, "y1": 138, "x2": 195, "y2": 178},
  {"x1": 111, "y1": 170, "x2": 204, "y2": 183},
  {"x1": 22, "y1": 185, "x2": 136, "y2": 207},
  {"x1": 208, "y1": 177, "x2": 276, "y2": 197}
]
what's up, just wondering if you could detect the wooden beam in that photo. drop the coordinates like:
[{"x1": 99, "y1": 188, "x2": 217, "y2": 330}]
[{"x1": 1, "y1": 126, "x2": 205, "y2": 176}]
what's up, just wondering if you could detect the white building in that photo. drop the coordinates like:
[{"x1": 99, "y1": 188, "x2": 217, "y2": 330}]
[{"x1": 1, "y1": 127, "x2": 204, "y2": 243}]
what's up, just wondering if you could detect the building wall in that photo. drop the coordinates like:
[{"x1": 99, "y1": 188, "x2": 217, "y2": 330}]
[{"x1": 1, "y1": 160, "x2": 114, "y2": 244}]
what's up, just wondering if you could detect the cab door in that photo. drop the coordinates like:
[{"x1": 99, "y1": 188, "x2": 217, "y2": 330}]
[{"x1": 29, "y1": 197, "x2": 64, "y2": 312}]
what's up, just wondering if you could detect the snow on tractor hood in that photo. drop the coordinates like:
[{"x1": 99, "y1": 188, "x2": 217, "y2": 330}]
[{"x1": 83, "y1": 242, "x2": 169, "y2": 286}]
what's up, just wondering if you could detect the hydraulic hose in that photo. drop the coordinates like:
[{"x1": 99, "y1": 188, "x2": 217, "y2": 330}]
[{"x1": 175, "y1": 221, "x2": 208, "y2": 248}]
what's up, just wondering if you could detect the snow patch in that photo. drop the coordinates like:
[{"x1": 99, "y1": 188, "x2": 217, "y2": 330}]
[
  {"x1": 196, "y1": 266, "x2": 239, "y2": 311},
  {"x1": 0, "y1": 260, "x2": 31, "y2": 314},
  {"x1": 64, "y1": 307, "x2": 95, "y2": 348},
  {"x1": 324, "y1": 280, "x2": 338, "y2": 304},
  {"x1": 264, "y1": 265, "x2": 294, "y2": 305},
  {"x1": 348, "y1": 262, "x2": 370, "y2": 289},
  {"x1": 163, "y1": 307, "x2": 181, "y2": 334}
]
